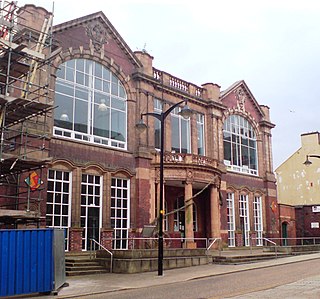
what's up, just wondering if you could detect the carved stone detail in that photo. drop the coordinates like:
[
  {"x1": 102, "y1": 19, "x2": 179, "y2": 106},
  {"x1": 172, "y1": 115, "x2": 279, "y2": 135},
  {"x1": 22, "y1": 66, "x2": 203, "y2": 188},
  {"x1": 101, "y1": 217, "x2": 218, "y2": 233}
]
[
  {"x1": 235, "y1": 87, "x2": 246, "y2": 112},
  {"x1": 186, "y1": 170, "x2": 194, "y2": 184},
  {"x1": 212, "y1": 174, "x2": 221, "y2": 189},
  {"x1": 86, "y1": 22, "x2": 108, "y2": 51}
]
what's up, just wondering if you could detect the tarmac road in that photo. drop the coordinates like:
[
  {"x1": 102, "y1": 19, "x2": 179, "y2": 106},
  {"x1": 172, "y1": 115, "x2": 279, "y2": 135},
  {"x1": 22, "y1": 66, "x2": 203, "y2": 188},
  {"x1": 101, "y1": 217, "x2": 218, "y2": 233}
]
[{"x1": 76, "y1": 258, "x2": 320, "y2": 299}]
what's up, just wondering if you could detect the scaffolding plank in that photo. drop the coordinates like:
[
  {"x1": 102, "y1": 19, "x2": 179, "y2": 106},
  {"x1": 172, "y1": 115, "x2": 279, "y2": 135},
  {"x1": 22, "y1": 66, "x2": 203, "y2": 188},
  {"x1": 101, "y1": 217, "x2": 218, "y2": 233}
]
[
  {"x1": 0, "y1": 96, "x2": 52, "y2": 126},
  {"x1": 0, "y1": 38, "x2": 45, "y2": 60},
  {"x1": 0, "y1": 209, "x2": 38, "y2": 219},
  {"x1": 0, "y1": 154, "x2": 51, "y2": 178}
]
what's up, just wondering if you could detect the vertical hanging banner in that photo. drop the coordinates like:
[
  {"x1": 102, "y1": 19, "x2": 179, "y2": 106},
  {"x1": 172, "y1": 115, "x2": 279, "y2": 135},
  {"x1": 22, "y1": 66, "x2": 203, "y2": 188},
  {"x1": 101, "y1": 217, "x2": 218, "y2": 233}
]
[{"x1": 25, "y1": 171, "x2": 43, "y2": 191}]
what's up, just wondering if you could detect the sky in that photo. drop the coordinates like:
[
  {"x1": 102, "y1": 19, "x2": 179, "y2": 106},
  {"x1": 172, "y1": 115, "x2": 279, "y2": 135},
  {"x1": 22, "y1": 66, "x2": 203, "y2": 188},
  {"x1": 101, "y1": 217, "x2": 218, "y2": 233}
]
[{"x1": 18, "y1": 0, "x2": 320, "y2": 169}]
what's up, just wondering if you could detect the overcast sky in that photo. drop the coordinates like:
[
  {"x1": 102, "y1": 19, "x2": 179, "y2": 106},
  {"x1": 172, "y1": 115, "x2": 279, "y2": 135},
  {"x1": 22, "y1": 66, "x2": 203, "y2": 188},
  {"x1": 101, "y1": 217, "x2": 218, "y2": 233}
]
[{"x1": 18, "y1": 0, "x2": 320, "y2": 169}]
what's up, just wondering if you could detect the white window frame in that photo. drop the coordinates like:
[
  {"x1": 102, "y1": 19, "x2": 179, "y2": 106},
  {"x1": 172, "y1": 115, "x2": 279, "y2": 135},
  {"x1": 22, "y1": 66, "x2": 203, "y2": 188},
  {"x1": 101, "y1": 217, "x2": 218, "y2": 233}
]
[
  {"x1": 154, "y1": 98, "x2": 163, "y2": 150},
  {"x1": 171, "y1": 106, "x2": 191, "y2": 154},
  {"x1": 239, "y1": 194, "x2": 250, "y2": 246},
  {"x1": 46, "y1": 169, "x2": 72, "y2": 251},
  {"x1": 223, "y1": 115, "x2": 258, "y2": 175},
  {"x1": 197, "y1": 113, "x2": 205, "y2": 156},
  {"x1": 111, "y1": 177, "x2": 130, "y2": 249},
  {"x1": 227, "y1": 192, "x2": 235, "y2": 247},
  {"x1": 253, "y1": 196, "x2": 263, "y2": 246},
  {"x1": 54, "y1": 59, "x2": 127, "y2": 150}
]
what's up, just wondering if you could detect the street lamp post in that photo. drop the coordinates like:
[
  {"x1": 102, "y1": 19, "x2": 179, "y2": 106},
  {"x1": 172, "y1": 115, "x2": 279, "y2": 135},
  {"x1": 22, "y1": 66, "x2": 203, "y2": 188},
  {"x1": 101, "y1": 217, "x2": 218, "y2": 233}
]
[
  {"x1": 303, "y1": 154, "x2": 320, "y2": 166},
  {"x1": 136, "y1": 99, "x2": 192, "y2": 276}
]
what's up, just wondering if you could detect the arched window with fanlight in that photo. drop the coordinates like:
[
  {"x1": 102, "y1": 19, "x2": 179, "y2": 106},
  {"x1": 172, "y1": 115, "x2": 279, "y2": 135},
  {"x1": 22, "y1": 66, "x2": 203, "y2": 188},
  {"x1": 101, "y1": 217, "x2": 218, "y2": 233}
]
[
  {"x1": 223, "y1": 115, "x2": 258, "y2": 175},
  {"x1": 53, "y1": 59, "x2": 127, "y2": 149}
]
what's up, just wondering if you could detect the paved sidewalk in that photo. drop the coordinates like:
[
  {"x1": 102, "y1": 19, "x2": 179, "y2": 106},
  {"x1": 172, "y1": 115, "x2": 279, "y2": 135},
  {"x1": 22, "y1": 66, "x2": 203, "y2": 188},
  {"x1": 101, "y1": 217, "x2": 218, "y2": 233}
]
[
  {"x1": 35, "y1": 253, "x2": 320, "y2": 298},
  {"x1": 232, "y1": 275, "x2": 320, "y2": 299}
]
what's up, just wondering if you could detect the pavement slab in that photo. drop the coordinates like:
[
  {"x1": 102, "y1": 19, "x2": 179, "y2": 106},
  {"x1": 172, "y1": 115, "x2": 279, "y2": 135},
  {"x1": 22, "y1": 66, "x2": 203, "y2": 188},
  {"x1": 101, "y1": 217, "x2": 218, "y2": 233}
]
[{"x1": 27, "y1": 252, "x2": 320, "y2": 299}]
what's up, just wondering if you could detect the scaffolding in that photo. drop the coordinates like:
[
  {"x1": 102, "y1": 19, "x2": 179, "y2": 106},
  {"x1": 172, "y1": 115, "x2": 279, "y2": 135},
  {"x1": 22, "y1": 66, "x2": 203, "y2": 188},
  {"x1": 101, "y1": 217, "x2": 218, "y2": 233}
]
[{"x1": 0, "y1": 1, "x2": 57, "y2": 227}]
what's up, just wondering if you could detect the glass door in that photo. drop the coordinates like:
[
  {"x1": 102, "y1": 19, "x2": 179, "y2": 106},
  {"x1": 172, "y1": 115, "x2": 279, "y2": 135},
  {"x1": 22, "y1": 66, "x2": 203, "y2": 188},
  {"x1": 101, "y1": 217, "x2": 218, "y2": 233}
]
[{"x1": 81, "y1": 174, "x2": 101, "y2": 251}]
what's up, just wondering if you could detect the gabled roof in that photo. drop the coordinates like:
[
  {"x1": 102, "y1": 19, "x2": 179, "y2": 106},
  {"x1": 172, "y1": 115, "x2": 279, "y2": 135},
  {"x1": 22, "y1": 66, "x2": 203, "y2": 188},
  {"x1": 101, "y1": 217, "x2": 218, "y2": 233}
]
[
  {"x1": 53, "y1": 11, "x2": 143, "y2": 68},
  {"x1": 220, "y1": 80, "x2": 265, "y2": 117}
]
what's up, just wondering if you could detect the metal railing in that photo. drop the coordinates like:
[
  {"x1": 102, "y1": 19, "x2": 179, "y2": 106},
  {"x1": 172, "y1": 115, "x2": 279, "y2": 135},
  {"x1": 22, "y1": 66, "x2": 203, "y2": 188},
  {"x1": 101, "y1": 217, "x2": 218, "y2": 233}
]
[
  {"x1": 90, "y1": 238, "x2": 113, "y2": 273},
  {"x1": 124, "y1": 236, "x2": 209, "y2": 250},
  {"x1": 206, "y1": 238, "x2": 222, "y2": 256},
  {"x1": 263, "y1": 237, "x2": 320, "y2": 246},
  {"x1": 263, "y1": 237, "x2": 278, "y2": 258}
]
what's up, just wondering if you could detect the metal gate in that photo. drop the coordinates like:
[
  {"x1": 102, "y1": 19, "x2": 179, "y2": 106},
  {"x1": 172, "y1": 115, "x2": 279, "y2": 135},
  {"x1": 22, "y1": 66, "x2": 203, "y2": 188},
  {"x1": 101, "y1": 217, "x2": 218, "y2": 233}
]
[{"x1": 0, "y1": 228, "x2": 65, "y2": 297}]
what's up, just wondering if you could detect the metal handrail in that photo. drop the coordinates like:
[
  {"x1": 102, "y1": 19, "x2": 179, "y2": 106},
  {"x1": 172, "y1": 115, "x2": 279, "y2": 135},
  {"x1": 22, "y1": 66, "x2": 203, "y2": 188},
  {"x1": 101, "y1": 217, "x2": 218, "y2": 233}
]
[
  {"x1": 125, "y1": 237, "x2": 208, "y2": 249},
  {"x1": 262, "y1": 237, "x2": 320, "y2": 246},
  {"x1": 90, "y1": 239, "x2": 113, "y2": 273},
  {"x1": 206, "y1": 238, "x2": 222, "y2": 256},
  {"x1": 206, "y1": 238, "x2": 221, "y2": 250},
  {"x1": 263, "y1": 237, "x2": 278, "y2": 258}
]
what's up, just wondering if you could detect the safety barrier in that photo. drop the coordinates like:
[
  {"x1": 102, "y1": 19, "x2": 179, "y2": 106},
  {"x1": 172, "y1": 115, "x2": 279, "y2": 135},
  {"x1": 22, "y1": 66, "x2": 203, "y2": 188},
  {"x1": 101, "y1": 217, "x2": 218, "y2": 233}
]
[{"x1": 0, "y1": 228, "x2": 65, "y2": 297}]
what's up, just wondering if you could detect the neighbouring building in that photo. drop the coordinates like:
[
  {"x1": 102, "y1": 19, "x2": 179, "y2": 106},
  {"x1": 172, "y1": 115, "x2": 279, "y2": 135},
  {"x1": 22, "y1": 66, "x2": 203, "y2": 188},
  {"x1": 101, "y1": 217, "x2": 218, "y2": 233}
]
[
  {"x1": 0, "y1": 2, "x2": 279, "y2": 251},
  {"x1": 275, "y1": 132, "x2": 320, "y2": 243}
]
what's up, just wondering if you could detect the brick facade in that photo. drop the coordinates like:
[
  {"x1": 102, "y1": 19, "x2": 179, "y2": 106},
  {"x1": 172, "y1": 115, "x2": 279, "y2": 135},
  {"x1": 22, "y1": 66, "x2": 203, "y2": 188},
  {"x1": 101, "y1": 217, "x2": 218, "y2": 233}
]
[{"x1": 0, "y1": 4, "x2": 279, "y2": 252}]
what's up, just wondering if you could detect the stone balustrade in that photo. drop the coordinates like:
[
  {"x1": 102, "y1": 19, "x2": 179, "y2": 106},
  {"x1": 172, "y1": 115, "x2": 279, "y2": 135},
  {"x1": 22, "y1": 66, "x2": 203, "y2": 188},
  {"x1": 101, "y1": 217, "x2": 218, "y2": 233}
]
[{"x1": 153, "y1": 68, "x2": 203, "y2": 99}]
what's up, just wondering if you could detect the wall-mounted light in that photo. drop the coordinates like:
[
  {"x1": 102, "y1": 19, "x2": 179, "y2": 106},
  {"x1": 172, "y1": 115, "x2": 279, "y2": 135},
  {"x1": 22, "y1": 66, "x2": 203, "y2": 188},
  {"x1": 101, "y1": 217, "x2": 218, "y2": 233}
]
[
  {"x1": 135, "y1": 117, "x2": 148, "y2": 133},
  {"x1": 303, "y1": 154, "x2": 320, "y2": 166}
]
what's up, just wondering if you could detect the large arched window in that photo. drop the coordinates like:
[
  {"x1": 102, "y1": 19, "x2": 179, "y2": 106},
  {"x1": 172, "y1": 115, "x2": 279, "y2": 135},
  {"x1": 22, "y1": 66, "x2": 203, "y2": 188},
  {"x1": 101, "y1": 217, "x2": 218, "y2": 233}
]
[
  {"x1": 53, "y1": 59, "x2": 127, "y2": 149},
  {"x1": 223, "y1": 115, "x2": 258, "y2": 175}
]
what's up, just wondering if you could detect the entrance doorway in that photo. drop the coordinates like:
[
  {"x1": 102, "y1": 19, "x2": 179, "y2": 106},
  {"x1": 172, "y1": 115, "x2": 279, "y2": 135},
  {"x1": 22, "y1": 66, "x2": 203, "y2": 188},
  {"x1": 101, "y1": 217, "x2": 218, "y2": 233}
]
[
  {"x1": 87, "y1": 207, "x2": 100, "y2": 250},
  {"x1": 174, "y1": 197, "x2": 185, "y2": 238},
  {"x1": 282, "y1": 222, "x2": 288, "y2": 246},
  {"x1": 80, "y1": 174, "x2": 101, "y2": 251}
]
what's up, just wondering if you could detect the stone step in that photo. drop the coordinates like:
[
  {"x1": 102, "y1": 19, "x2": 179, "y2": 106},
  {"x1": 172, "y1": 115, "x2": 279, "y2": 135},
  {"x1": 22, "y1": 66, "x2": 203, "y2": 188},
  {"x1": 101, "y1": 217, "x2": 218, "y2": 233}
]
[
  {"x1": 66, "y1": 265, "x2": 105, "y2": 271},
  {"x1": 65, "y1": 260, "x2": 97, "y2": 265},
  {"x1": 66, "y1": 269, "x2": 109, "y2": 276},
  {"x1": 65, "y1": 254, "x2": 108, "y2": 276},
  {"x1": 212, "y1": 254, "x2": 288, "y2": 264}
]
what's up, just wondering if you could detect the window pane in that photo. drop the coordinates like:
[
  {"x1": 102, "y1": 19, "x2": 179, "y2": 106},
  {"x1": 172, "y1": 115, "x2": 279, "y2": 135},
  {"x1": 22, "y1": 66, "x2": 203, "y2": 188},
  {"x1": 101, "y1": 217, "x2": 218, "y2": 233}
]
[
  {"x1": 171, "y1": 116, "x2": 180, "y2": 152},
  {"x1": 111, "y1": 97, "x2": 125, "y2": 111},
  {"x1": 74, "y1": 99, "x2": 88, "y2": 133},
  {"x1": 95, "y1": 63, "x2": 102, "y2": 78},
  {"x1": 111, "y1": 111, "x2": 126, "y2": 141},
  {"x1": 224, "y1": 141, "x2": 231, "y2": 161},
  {"x1": 54, "y1": 93, "x2": 73, "y2": 129},
  {"x1": 93, "y1": 104, "x2": 110, "y2": 138},
  {"x1": 66, "y1": 67, "x2": 74, "y2": 82},
  {"x1": 181, "y1": 119, "x2": 190, "y2": 153},
  {"x1": 76, "y1": 71, "x2": 84, "y2": 85}
]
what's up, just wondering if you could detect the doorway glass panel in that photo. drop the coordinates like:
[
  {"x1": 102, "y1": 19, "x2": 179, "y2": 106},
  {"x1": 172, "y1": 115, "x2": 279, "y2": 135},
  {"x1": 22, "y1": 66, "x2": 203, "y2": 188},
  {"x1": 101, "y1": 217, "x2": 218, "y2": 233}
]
[
  {"x1": 80, "y1": 174, "x2": 102, "y2": 251},
  {"x1": 253, "y1": 196, "x2": 263, "y2": 246},
  {"x1": 239, "y1": 194, "x2": 250, "y2": 246},
  {"x1": 227, "y1": 192, "x2": 235, "y2": 247}
]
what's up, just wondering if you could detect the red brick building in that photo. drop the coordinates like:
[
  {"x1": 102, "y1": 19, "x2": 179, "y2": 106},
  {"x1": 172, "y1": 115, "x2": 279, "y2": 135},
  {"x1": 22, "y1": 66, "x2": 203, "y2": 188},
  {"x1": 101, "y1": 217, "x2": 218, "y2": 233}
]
[{"x1": 0, "y1": 3, "x2": 279, "y2": 251}]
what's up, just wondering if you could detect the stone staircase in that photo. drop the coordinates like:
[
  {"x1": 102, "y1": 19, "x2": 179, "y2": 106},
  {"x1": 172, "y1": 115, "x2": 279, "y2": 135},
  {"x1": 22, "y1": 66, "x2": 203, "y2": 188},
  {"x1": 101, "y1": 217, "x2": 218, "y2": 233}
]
[
  {"x1": 97, "y1": 248, "x2": 211, "y2": 274},
  {"x1": 211, "y1": 252, "x2": 285, "y2": 264},
  {"x1": 65, "y1": 252, "x2": 109, "y2": 276},
  {"x1": 65, "y1": 247, "x2": 306, "y2": 275},
  {"x1": 210, "y1": 247, "x2": 290, "y2": 265}
]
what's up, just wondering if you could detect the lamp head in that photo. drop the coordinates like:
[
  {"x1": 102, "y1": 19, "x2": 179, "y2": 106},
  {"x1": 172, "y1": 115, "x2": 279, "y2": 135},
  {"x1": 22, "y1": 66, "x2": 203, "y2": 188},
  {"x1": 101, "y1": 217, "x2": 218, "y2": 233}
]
[
  {"x1": 179, "y1": 102, "x2": 192, "y2": 119},
  {"x1": 135, "y1": 118, "x2": 148, "y2": 133},
  {"x1": 303, "y1": 155, "x2": 312, "y2": 166}
]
